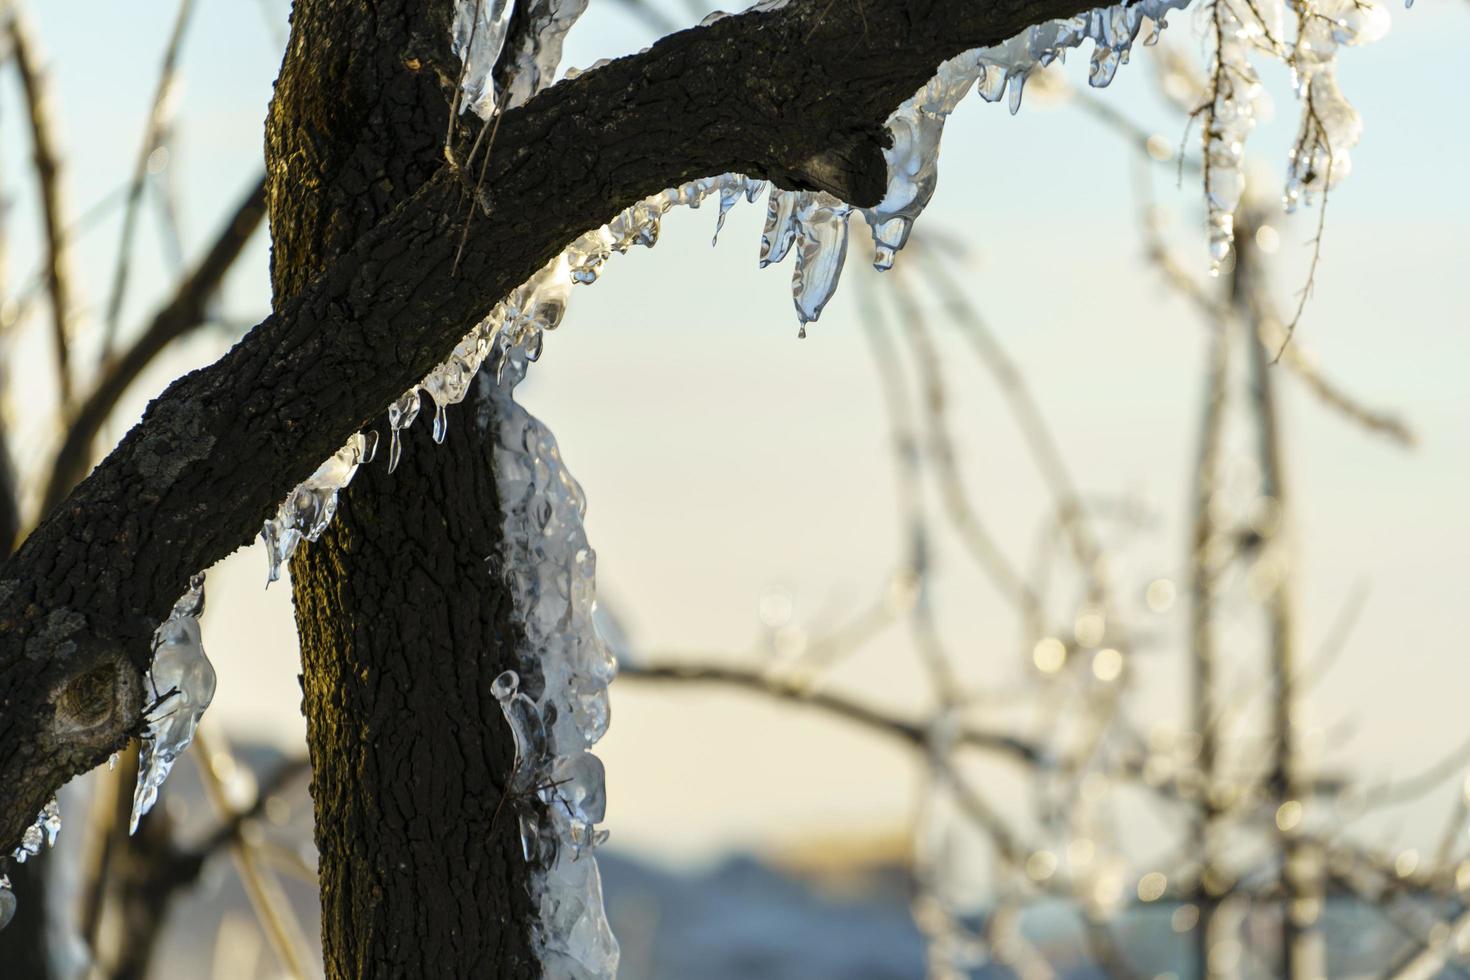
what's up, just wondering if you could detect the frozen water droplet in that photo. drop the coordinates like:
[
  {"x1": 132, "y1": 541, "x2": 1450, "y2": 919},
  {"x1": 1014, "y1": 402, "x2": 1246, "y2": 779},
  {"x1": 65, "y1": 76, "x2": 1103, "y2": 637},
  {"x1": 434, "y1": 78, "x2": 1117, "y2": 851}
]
[{"x1": 492, "y1": 670, "x2": 520, "y2": 701}]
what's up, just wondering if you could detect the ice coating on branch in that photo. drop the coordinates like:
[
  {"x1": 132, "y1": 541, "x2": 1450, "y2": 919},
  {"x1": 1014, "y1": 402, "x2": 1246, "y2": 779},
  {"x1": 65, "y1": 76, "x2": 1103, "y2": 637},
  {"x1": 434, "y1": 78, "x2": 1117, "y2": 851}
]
[
  {"x1": 11, "y1": 797, "x2": 60, "y2": 864},
  {"x1": 260, "y1": 432, "x2": 378, "y2": 584},
  {"x1": 1283, "y1": 0, "x2": 1387, "y2": 211},
  {"x1": 382, "y1": 173, "x2": 763, "y2": 471},
  {"x1": 452, "y1": 0, "x2": 516, "y2": 119},
  {"x1": 130, "y1": 574, "x2": 215, "y2": 834},
  {"x1": 487, "y1": 345, "x2": 620, "y2": 979}
]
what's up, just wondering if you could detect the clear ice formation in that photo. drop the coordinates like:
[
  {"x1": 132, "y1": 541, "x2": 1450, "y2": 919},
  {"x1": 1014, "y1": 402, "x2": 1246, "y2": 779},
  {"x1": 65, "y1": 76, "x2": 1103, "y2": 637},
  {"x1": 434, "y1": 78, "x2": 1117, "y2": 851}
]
[
  {"x1": 487, "y1": 344, "x2": 619, "y2": 979},
  {"x1": 1199, "y1": 0, "x2": 1386, "y2": 268},
  {"x1": 1283, "y1": 0, "x2": 1387, "y2": 212},
  {"x1": 11, "y1": 796, "x2": 60, "y2": 864},
  {"x1": 130, "y1": 573, "x2": 217, "y2": 834},
  {"x1": 452, "y1": 0, "x2": 517, "y2": 119},
  {"x1": 260, "y1": 431, "x2": 378, "y2": 584}
]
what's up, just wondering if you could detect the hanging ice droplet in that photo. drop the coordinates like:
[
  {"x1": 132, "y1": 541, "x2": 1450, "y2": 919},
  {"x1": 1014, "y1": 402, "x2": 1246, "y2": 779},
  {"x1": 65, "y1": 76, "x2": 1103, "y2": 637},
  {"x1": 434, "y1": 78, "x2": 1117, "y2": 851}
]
[
  {"x1": 388, "y1": 387, "x2": 422, "y2": 474},
  {"x1": 131, "y1": 574, "x2": 216, "y2": 834},
  {"x1": 432, "y1": 401, "x2": 449, "y2": 444},
  {"x1": 11, "y1": 797, "x2": 59, "y2": 864}
]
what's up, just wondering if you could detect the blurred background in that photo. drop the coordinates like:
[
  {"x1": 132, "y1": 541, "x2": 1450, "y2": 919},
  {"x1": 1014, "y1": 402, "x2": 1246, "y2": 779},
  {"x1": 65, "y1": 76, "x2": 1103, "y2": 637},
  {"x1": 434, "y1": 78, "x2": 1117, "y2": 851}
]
[{"x1": 1, "y1": 0, "x2": 1468, "y2": 976}]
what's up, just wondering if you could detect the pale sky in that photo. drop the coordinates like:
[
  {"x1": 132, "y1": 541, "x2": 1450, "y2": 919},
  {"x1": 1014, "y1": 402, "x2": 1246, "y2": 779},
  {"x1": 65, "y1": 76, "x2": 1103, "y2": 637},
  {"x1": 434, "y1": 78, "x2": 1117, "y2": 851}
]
[{"x1": 3, "y1": 0, "x2": 1468, "y2": 875}]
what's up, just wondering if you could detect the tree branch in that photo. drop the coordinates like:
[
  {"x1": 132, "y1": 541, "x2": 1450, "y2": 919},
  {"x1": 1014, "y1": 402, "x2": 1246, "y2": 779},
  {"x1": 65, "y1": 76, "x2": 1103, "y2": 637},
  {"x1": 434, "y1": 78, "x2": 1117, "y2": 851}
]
[
  {"x1": 41, "y1": 173, "x2": 268, "y2": 516},
  {"x1": 620, "y1": 660, "x2": 1046, "y2": 766},
  {"x1": 0, "y1": 0, "x2": 1114, "y2": 854}
]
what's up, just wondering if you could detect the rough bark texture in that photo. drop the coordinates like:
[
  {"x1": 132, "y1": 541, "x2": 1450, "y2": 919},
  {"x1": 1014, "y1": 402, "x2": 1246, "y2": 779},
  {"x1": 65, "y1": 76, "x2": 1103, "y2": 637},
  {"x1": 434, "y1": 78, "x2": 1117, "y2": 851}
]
[
  {"x1": 266, "y1": 0, "x2": 537, "y2": 975},
  {"x1": 0, "y1": 0, "x2": 1106, "y2": 858}
]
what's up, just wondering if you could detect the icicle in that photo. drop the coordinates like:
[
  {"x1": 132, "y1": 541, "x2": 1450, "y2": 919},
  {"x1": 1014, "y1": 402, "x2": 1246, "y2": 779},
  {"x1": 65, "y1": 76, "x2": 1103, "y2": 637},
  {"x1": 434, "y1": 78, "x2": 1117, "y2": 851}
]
[
  {"x1": 759, "y1": 189, "x2": 799, "y2": 268},
  {"x1": 130, "y1": 574, "x2": 216, "y2": 833},
  {"x1": 11, "y1": 797, "x2": 59, "y2": 864},
  {"x1": 387, "y1": 388, "x2": 422, "y2": 473},
  {"x1": 452, "y1": 0, "x2": 517, "y2": 119},
  {"x1": 712, "y1": 175, "x2": 764, "y2": 245},
  {"x1": 260, "y1": 432, "x2": 378, "y2": 584},
  {"x1": 423, "y1": 321, "x2": 496, "y2": 445},
  {"x1": 791, "y1": 193, "x2": 852, "y2": 329}
]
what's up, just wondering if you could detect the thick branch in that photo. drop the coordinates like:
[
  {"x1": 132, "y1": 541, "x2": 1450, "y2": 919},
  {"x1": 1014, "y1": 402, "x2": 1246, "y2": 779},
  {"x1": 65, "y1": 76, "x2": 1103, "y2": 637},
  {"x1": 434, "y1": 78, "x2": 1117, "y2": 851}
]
[
  {"x1": 0, "y1": 0, "x2": 1105, "y2": 853},
  {"x1": 42, "y1": 174, "x2": 268, "y2": 516}
]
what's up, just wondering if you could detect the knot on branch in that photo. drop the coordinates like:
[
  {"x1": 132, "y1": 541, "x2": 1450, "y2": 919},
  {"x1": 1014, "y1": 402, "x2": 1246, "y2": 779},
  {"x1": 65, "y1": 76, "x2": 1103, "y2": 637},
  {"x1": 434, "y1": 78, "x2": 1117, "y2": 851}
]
[
  {"x1": 773, "y1": 124, "x2": 892, "y2": 208},
  {"x1": 51, "y1": 652, "x2": 140, "y2": 738}
]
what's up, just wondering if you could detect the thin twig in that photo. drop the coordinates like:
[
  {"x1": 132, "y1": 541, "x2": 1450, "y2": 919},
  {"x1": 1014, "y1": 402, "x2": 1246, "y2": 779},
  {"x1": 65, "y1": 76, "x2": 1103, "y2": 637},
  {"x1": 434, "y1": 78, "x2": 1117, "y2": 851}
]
[
  {"x1": 619, "y1": 660, "x2": 1046, "y2": 766},
  {"x1": 7, "y1": 2, "x2": 73, "y2": 408},
  {"x1": 100, "y1": 0, "x2": 197, "y2": 360},
  {"x1": 194, "y1": 728, "x2": 316, "y2": 980}
]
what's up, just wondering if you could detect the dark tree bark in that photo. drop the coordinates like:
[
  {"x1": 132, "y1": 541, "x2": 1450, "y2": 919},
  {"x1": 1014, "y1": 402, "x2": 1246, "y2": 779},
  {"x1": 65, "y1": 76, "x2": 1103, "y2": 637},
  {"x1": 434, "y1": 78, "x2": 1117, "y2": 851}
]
[
  {"x1": 0, "y1": 0, "x2": 1109, "y2": 879},
  {"x1": 266, "y1": 0, "x2": 537, "y2": 975}
]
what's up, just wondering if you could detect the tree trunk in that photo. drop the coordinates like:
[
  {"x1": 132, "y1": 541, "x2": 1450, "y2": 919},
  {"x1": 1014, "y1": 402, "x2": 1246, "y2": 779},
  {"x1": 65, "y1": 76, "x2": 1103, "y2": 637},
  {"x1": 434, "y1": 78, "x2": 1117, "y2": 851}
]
[{"x1": 266, "y1": 1, "x2": 537, "y2": 975}]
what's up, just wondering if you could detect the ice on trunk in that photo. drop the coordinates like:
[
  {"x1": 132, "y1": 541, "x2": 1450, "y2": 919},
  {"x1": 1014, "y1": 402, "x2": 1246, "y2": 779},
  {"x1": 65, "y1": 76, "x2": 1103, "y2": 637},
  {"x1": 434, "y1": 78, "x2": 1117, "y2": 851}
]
[
  {"x1": 130, "y1": 573, "x2": 216, "y2": 834},
  {"x1": 487, "y1": 345, "x2": 619, "y2": 979}
]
